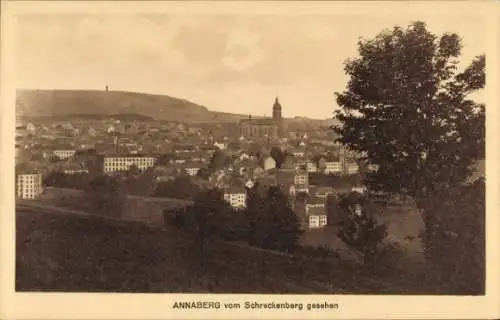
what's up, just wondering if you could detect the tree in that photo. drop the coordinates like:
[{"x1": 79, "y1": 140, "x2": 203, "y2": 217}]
[
  {"x1": 127, "y1": 167, "x2": 157, "y2": 197},
  {"x1": 196, "y1": 167, "x2": 212, "y2": 180},
  {"x1": 154, "y1": 176, "x2": 200, "y2": 200},
  {"x1": 246, "y1": 185, "x2": 303, "y2": 252},
  {"x1": 336, "y1": 192, "x2": 387, "y2": 265},
  {"x1": 86, "y1": 175, "x2": 128, "y2": 218},
  {"x1": 270, "y1": 146, "x2": 286, "y2": 168},
  {"x1": 333, "y1": 22, "x2": 485, "y2": 270},
  {"x1": 208, "y1": 150, "x2": 230, "y2": 171},
  {"x1": 326, "y1": 193, "x2": 340, "y2": 226},
  {"x1": 184, "y1": 188, "x2": 236, "y2": 271},
  {"x1": 334, "y1": 21, "x2": 485, "y2": 202},
  {"x1": 422, "y1": 178, "x2": 485, "y2": 294}
]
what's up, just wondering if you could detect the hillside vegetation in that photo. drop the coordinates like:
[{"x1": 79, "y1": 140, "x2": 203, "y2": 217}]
[{"x1": 16, "y1": 89, "x2": 332, "y2": 125}]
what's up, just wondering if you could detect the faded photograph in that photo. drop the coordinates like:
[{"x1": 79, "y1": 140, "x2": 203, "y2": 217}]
[{"x1": 15, "y1": 13, "x2": 485, "y2": 295}]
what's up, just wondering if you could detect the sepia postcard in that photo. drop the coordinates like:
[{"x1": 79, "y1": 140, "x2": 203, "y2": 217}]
[{"x1": 1, "y1": 1, "x2": 499, "y2": 319}]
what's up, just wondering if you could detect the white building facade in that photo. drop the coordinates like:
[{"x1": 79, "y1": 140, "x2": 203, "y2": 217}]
[
  {"x1": 53, "y1": 149, "x2": 76, "y2": 160},
  {"x1": 223, "y1": 191, "x2": 247, "y2": 209},
  {"x1": 103, "y1": 156, "x2": 156, "y2": 173},
  {"x1": 17, "y1": 173, "x2": 43, "y2": 200},
  {"x1": 324, "y1": 161, "x2": 343, "y2": 174}
]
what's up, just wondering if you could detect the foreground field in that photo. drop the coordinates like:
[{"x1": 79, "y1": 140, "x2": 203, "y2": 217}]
[{"x1": 16, "y1": 205, "x2": 435, "y2": 294}]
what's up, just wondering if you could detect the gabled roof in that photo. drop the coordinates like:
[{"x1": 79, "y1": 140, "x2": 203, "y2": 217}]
[
  {"x1": 307, "y1": 196, "x2": 327, "y2": 205},
  {"x1": 307, "y1": 206, "x2": 327, "y2": 216},
  {"x1": 224, "y1": 186, "x2": 247, "y2": 194}
]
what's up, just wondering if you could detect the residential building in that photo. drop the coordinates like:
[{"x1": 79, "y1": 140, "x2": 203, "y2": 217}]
[
  {"x1": 53, "y1": 149, "x2": 76, "y2": 160},
  {"x1": 263, "y1": 156, "x2": 276, "y2": 171},
  {"x1": 295, "y1": 183, "x2": 309, "y2": 194},
  {"x1": 306, "y1": 161, "x2": 318, "y2": 173},
  {"x1": 290, "y1": 147, "x2": 306, "y2": 158},
  {"x1": 103, "y1": 155, "x2": 156, "y2": 173},
  {"x1": 345, "y1": 161, "x2": 359, "y2": 175},
  {"x1": 313, "y1": 186, "x2": 335, "y2": 198},
  {"x1": 244, "y1": 179, "x2": 255, "y2": 189},
  {"x1": 294, "y1": 159, "x2": 307, "y2": 171},
  {"x1": 324, "y1": 159, "x2": 343, "y2": 174},
  {"x1": 63, "y1": 169, "x2": 89, "y2": 175},
  {"x1": 351, "y1": 186, "x2": 367, "y2": 194},
  {"x1": 214, "y1": 141, "x2": 227, "y2": 150},
  {"x1": 305, "y1": 196, "x2": 328, "y2": 228},
  {"x1": 223, "y1": 186, "x2": 247, "y2": 209},
  {"x1": 239, "y1": 152, "x2": 250, "y2": 161},
  {"x1": 305, "y1": 196, "x2": 327, "y2": 214},
  {"x1": 17, "y1": 173, "x2": 43, "y2": 200},
  {"x1": 171, "y1": 158, "x2": 187, "y2": 164},
  {"x1": 26, "y1": 123, "x2": 36, "y2": 132},
  {"x1": 183, "y1": 163, "x2": 204, "y2": 176},
  {"x1": 173, "y1": 145, "x2": 197, "y2": 153},
  {"x1": 294, "y1": 171, "x2": 309, "y2": 186},
  {"x1": 308, "y1": 214, "x2": 328, "y2": 229}
]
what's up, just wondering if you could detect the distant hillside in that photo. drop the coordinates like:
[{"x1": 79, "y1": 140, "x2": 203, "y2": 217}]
[
  {"x1": 16, "y1": 89, "x2": 333, "y2": 125},
  {"x1": 21, "y1": 113, "x2": 154, "y2": 122}
]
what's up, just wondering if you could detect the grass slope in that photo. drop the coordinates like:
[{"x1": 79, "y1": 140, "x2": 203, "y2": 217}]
[{"x1": 16, "y1": 207, "x2": 423, "y2": 294}]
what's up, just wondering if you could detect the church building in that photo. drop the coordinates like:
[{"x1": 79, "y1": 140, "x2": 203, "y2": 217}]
[{"x1": 239, "y1": 97, "x2": 285, "y2": 139}]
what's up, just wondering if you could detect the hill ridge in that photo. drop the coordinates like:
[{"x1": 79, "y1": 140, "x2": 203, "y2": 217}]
[{"x1": 16, "y1": 89, "x2": 333, "y2": 125}]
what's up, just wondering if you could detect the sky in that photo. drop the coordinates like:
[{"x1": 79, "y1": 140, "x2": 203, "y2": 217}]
[{"x1": 16, "y1": 13, "x2": 486, "y2": 119}]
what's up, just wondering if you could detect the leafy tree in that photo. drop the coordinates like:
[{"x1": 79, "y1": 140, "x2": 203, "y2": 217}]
[
  {"x1": 157, "y1": 153, "x2": 174, "y2": 165},
  {"x1": 154, "y1": 176, "x2": 200, "y2": 200},
  {"x1": 127, "y1": 167, "x2": 157, "y2": 197},
  {"x1": 334, "y1": 21, "x2": 485, "y2": 202},
  {"x1": 43, "y1": 170, "x2": 91, "y2": 190},
  {"x1": 196, "y1": 167, "x2": 212, "y2": 180},
  {"x1": 336, "y1": 192, "x2": 387, "y2": 265},
  {"x1": 326, "y1": 193, "x2": 340, "y2": 226},
  {"x1": 333, "y1": 22, "x2": 485, "y2": 271},
  {"x1": 86, "y1": 175, "x2": 128, "y2": 218},
  {"x1": 246, "y1": 185, "x2": 303, "y2": 252},
  {"x1": 270, "y1": 146, "x2": 286, "y2": 168},
  {"x1": 208, "y1": 150, "x2": 231, "y2": 171},
  {"x1": 227, "y1": 141, "x2": 240, "y2": 152},
  {"x1": 184, "y1": 188, "x2": 236, "y2": 271}
]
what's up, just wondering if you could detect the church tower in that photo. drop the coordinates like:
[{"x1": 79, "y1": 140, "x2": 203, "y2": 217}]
[{"x1": 272, "y1": 97, "x2": 284, "y2": 138}]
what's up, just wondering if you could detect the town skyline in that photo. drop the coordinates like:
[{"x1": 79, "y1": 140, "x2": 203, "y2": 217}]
[{"x1": 16, "y1": 13, "x2": 485, "y2": 119}]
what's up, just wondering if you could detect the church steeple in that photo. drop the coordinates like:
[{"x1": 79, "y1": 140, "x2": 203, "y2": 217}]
[
  {"x1": 272, "y1": 96, "x2": 284, "y2": 138},
  {"x1": 273, "y1": 96, "x2": 281, "y2": 111}
]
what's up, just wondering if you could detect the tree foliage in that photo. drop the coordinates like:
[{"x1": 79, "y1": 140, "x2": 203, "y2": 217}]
[
  {"x1": 126, "y1": 167, "x2": 158, "y2": 197},
  {"x1": 270, "y1": 146, "x2": 286, "y2": 168},
  {"x1": 334, "y1": 21, "x2": 485, "y2": 200},
  {"x1": 333, "y1": 22, "x2": 486, "y2": 290},
  {"x1": 165, "y1": 188, "x2": 243, "y2": 271},
  {"x1": 421, "y1": 178, "x2": 485, "y2": 294},
  {"x1": 43, "y1": 171, "x2": 91, "y2": 190},
  {"x1": 154, "y1": 176, "x2": 201, "y2": 199},
  {"x1": 246, "y1": 185, "x2": 303, "y2": 252},
  {"x1": 208, "y1": 150, "x2": 231, "y2": 171},
  {"x1": 336, "y1": 192, "x2": 387, "y2": 264},
  {"x1": 86, "y1": 175, "x2": 128, "y2": 218}
]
